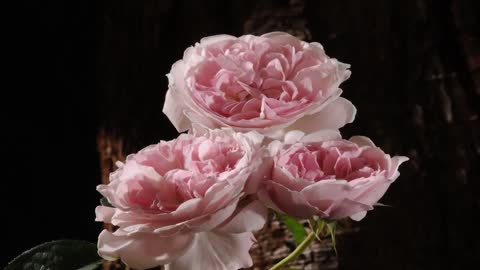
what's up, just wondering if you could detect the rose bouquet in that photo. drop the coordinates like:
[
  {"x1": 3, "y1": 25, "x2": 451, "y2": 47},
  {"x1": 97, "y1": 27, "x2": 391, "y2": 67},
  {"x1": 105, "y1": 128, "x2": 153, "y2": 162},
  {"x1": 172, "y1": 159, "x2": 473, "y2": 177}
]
[{"x1": 6, "y1": 32, "x2": 407, "y2": 270}]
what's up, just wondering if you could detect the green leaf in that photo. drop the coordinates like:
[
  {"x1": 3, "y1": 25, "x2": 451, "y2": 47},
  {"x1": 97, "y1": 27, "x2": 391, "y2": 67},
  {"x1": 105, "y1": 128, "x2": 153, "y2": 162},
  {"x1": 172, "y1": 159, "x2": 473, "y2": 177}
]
[
  {"x1": 100, "y1": 197, "x2": 113, "y2": 207},
  {"x1": 309, "y1": 218, "x2": 326, "y2": 241},
  {"x1": 275, "y1": 212, "x2": 307, "y2": 246},
  {"x1": 5, "y1": 240, "x2": 102, "y2": 270},
  {"x1": 326, "y1": 222, "x2": 337, "y2": 254}
]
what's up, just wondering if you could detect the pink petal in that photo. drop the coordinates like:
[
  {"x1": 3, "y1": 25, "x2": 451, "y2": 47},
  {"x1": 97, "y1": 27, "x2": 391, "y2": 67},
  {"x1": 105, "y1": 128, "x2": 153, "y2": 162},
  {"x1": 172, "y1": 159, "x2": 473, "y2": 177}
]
[
  {"x1": 183, "y1": 109, "x2": 222, "y2": 129},
  {"x1": 199, "y1": 34, "x2": 237, "y2": 46},
  {"x1": 186, "y1": 196, "x2": 240, "y2": 232},
  {"x1": 261, "y1": 32, "x2": 303, "y2": 50},
  {"x1": 349, "y1": 135, "x2": 376, "y2": 147},
  {"x1": 109, "y1": 198, "x2": 204, "y2": 236},
  {"x1": 203, "y1": 181, "x2": 243, "y2": 213},
  {"x1": 271, "y1": 165, "x2": 310, "y2": 192},
  {"x1": 303, "y1": 178, "x2": 376, "y2": 200},
  {"x1": 95, "y1": 206, "x2": 115, "y2": 223},
  {"x1": 306, "y1": 42, "x2": 327, "y2": 60},
  {"x1": 98, "y1": 229, "x2": 194, "y2": 270},
  {"x1": 350, "y1": 211, "x2": 367, "y2": 221},
  {"x1": 216, "y1": 200, "x2": 268, "y2": 233},
  {"x1": 301, "y1": 175, "x2": 393, "y2": 220},
  {"x1": 325, "y1": 198, "x2": 372, "y2": 220},
  {"x1": 163, "y1": 61, "x2": 191, "y2": 132},
  {"x1": 262, "y1": 58, "x2": 285, "y2": 80},
  {"x1": 165, "y1": 232, "x2": 255, "y2": 270},
  {"x1": 259, "y1": 180, "x2": 321, "y2": 219},
  {"x1": 388, "y1": 156, "x2": 409, "y2": 179},
  {"x1": 300, "y1": 180, "x2": 352, "y2": 211},
  {"x1": 243, "y1": 156, "x2": 273, "y2": 195},
  {"x1": 352, "y1": 177, "x2": 392, "y2": 206},
  {"x1": 300, "y1": 129, "x2": 342, "y2": 144},
  {"x1": 286, "y1": 97, "x2": 356, "y2": 133}
]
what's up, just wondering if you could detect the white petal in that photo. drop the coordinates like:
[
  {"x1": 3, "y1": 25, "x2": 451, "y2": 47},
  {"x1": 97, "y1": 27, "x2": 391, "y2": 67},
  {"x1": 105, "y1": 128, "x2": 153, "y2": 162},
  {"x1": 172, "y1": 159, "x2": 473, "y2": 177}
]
[
  {"x1": 243, "y1": 130, "x2": 265, "y2": 146},
  {"x1": 300, "y1": 129, "x2": 342, "y2": 143},
  {"x1": 284, "y1": 130, "x2": 306, "y2": 144},
  {"x1": 267, "y1": 140, "x2": 283, "y2": 156},
  {"x1": 98, "y1": 229, "x2": 194, "y2": 270},
  {"x1": 165, "y1": 232, "x2": 255, "y2": 270}
]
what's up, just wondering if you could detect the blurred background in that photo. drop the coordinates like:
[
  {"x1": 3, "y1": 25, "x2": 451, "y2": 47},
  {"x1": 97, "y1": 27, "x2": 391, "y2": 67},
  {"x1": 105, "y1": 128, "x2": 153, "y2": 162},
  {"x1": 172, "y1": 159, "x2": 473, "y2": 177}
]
[{"x1": 4, "y1": 0, "x2": 479, "y2": 269}]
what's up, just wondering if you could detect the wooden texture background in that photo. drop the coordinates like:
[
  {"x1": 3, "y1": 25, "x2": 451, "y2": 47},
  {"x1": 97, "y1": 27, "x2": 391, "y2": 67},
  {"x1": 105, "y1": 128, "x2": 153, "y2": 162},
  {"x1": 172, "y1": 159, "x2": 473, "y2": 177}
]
[{"x1": 96, "y1": 0, "x2": 480, "y2": 269}]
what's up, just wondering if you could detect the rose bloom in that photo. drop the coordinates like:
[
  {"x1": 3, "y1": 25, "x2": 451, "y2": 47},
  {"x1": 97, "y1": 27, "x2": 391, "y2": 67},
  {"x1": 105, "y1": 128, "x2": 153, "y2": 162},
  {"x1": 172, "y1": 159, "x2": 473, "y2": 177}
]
[
  {"x1": 163, "y1": 32, "x2": 354, "y2": 138},
  {"x1": 95, "y1": 127, "x2": 267, "y2": 270},
  {"x1": 258, "y1": 130, "x2": 408, "y2": 221}
]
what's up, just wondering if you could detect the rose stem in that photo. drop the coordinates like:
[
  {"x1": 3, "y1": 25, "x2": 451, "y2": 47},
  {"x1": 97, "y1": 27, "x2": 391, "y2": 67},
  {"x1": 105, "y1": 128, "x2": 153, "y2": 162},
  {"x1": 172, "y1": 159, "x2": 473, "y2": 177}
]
[{"x1": 269, "y1": 230, "x2": 317, "y2": 270}]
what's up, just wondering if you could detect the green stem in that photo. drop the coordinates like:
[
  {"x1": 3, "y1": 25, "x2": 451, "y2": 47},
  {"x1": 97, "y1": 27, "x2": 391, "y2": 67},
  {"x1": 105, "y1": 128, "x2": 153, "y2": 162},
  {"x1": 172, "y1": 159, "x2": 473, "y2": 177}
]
[{"x1": 269, "y1": 231, "x2": 317, "y2": 270}]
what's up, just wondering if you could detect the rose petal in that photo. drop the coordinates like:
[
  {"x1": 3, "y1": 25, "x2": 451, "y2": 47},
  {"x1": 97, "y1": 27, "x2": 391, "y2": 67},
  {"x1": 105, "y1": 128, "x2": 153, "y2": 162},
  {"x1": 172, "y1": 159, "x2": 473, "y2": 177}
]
[
  {"x1": 286, "y1": 97, "x2": 356, "y2": 133},
  {"x1": 259, "y1": 180, "x2": 321, "y2": 219},
  {"x1": 267, "y1": 140, "x2": 284, "y2": 156},
  {"x1": 352, "y1": 177, "x2": 392, "y2": 206},
  {"x1": 186, "y1": 196, "x2": 240, "y2": 232},
  {"x1": 349, "y1": 135, "x2": 376, "y2": 147},
  {"x1": 261, "y1": 32, "x2": 303, "y2": 50},
  {"x1": 349, "y1": 211, "x2": 367, "y2": 221},
  {"x1": 216, "y1": 200, "x2": 268, "y2": 233},
  {"x1": 300, "y1": 129, "x2": 342, "y2": 143},
  {"x1": 199, "y1": 34, "x2": 237, "y2": 46},
  {"x1": 95, "y1": 206, "x2": 115, "y2": 223},
  {"x1": 301, "y1": 178, "x2": 377, "y2": 204},
  {"x1": 98, "y1": 229, "x2": 194, "y2": 270},
  {"x1": 164, "y1": 61, "x2": 191, "y2": 132},
  {"x1": 300, "y1": 180, "x2": 352, "y2": 211},
  {"x1": 183, "y1": 108, "x2": 222, "y2": 130},
  {"x1": 165, "y1": 232, "x2": 255, "y2": 270},
  {"x1": 271, "y1": 165, "x2": 311, "y2": 191},
  {"x1": 284, "y1": 130, "x2": 306, "y2": 144},
  {"x1": 326, "y1": 198, "x2": 372, "y2": 220},
  {"x1": 388, "y1": 156, "x2": 409, "y2": 179},
  {"x1": 244, "y1": 156, "x2": 273, "y2": 194}
]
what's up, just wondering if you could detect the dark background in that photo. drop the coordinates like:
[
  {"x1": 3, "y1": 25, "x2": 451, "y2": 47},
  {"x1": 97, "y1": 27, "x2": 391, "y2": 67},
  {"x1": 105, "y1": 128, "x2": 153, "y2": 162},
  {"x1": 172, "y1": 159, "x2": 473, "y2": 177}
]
[
  {"x1": 4, "y1": 0, "x2": 100, "y2": 265},
  {"x1": 4, "y1": 0, "x2": 479, "y2": 269}
]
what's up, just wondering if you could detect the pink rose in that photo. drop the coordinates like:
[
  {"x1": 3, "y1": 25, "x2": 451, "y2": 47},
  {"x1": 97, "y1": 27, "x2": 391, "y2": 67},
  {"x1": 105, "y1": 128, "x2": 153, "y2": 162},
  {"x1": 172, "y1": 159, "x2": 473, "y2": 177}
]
[
  {"x1": 95, "y1": 127, "x2": 267, "y2": 270},
  {"x1": 258, "y1": 130, "x2": 408, "y2": 221},
  {"x1": 163, "y1": 32, "x2": 355, "y2": 138}
]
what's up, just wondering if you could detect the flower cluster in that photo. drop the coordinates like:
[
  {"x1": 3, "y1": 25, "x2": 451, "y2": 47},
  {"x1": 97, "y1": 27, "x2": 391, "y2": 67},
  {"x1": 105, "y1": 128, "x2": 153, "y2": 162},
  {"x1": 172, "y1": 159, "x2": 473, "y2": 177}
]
[{"x1": 96, "y1": 32, "x2": 408, "y2": 270}]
